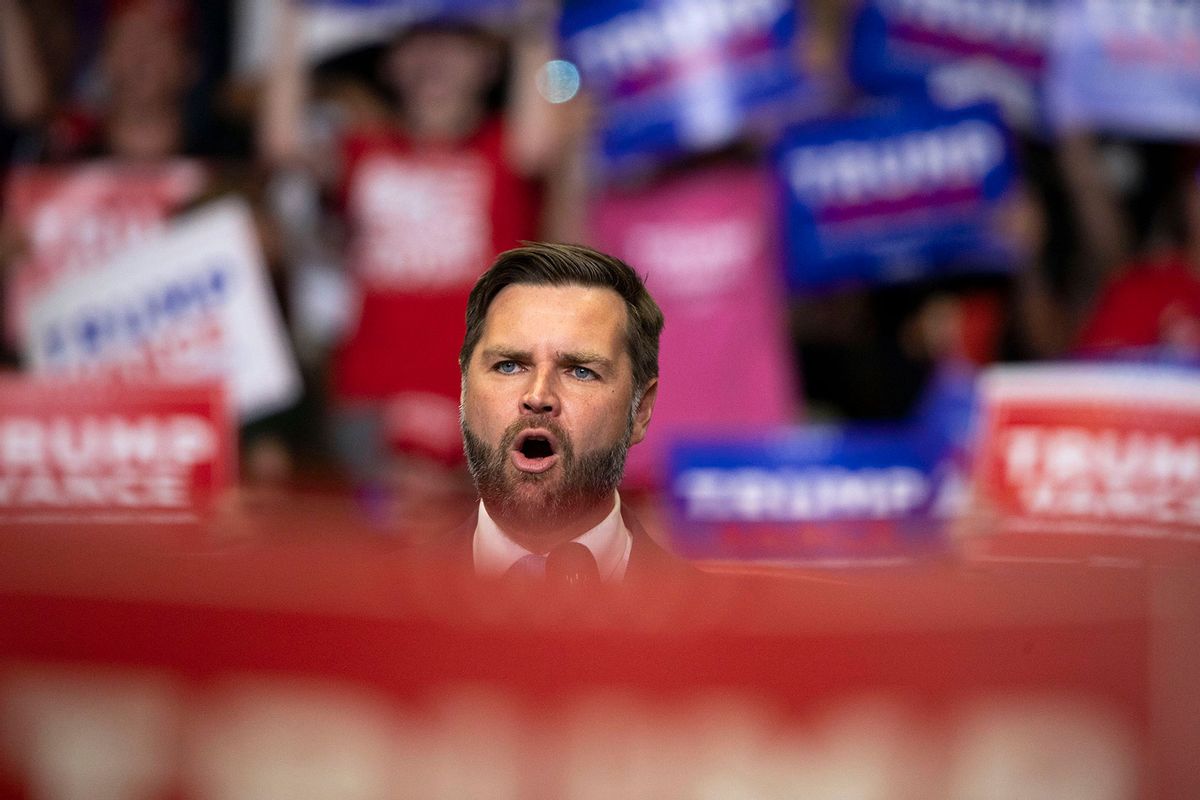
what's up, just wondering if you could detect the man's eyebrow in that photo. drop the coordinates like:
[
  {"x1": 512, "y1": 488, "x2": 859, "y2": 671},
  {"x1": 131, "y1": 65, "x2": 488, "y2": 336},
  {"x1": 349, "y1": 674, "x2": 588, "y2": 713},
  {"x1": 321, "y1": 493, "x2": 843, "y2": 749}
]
[
  {"x1": 480, "y1": 347, "x2": 532, "y2": 361},
  {"x1": 558, "y1": 351, "x2": 614, "y2": 368},
  {"x1": 479, "y1": 347, "x2": 615, "y2": 369}
]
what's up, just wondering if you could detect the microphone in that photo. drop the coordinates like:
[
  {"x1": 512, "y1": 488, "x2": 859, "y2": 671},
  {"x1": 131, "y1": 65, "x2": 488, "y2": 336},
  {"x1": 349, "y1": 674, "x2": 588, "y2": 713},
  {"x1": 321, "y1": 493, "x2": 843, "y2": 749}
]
[{"x1": 545, "y1": 541, "x2": 600, "y2": 587}]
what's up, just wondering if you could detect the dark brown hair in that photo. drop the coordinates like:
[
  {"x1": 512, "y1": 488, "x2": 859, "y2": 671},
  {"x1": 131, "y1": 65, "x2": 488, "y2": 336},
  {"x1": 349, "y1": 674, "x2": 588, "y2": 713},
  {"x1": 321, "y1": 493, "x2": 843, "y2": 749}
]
[{"x1": 459, "y1": 242, "x2": 664, "y2": 390}]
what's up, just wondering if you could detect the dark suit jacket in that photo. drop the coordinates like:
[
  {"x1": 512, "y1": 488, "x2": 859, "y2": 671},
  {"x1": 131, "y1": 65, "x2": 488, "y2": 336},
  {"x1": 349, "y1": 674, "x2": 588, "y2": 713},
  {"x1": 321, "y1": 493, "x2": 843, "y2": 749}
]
[{"x1": 440, "y1": 503, "x2": 693, "y2": 583}]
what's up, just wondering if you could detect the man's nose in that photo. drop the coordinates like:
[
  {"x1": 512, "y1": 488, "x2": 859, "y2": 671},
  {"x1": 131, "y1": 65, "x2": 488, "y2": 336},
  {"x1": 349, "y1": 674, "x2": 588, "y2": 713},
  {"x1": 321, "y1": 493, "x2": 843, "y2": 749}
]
[{"x1": 521, "y1": 366, "x2": 560, "y2": 415}]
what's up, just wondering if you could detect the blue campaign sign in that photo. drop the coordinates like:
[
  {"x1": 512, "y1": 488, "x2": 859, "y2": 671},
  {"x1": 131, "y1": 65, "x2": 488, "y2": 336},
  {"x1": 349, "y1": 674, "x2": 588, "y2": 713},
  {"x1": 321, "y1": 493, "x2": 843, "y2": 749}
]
[
  {"x1": 775, "y1": 102, "x2": 1018, "y2": 293},
  {"x1": 912, "y1": 362, "x2": 981, "y2": 455},
  {"x1": 304, "y1": 0, "x2": 517, "y2": 21},
  {"x1": 667, "y1": 423, "x2": 962, "y2": 564},
  {"x1": 1046, "y1": 0, "x2": 1200, "y2": 138},
  {"x1": 1075, "y1": 346, "x2": 1200, "y2": 372},
  {"x1": 849, "y1": 0, "x2": 1057, "y2": 131},
  {"x1": 37, "y1": 266, "x2": 231, "y2": 366},
  {"x1": 559, "y1": 0, "x2": 815, "y2": 168}
]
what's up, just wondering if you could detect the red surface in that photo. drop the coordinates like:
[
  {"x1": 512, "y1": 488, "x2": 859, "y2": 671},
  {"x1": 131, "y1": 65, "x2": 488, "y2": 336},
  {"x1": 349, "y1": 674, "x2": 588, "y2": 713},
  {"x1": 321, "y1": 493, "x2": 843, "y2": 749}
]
[{"x1": 0, "y1": 490, "x2": 1195, "y2": 798}]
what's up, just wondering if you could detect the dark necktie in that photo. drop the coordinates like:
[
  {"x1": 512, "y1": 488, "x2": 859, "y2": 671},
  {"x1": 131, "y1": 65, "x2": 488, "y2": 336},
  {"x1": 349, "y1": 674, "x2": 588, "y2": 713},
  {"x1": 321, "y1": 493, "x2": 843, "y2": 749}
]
[{"x1": 505, "y1": 541, "x2": 601, "y2": 586}]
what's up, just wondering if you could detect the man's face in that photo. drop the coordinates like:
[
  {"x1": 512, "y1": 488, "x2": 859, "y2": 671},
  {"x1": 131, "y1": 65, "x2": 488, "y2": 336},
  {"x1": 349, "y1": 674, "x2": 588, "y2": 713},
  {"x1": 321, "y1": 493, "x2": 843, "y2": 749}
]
[{"x1": 460, "y1": 284, "x2": 656, "y2": 524}]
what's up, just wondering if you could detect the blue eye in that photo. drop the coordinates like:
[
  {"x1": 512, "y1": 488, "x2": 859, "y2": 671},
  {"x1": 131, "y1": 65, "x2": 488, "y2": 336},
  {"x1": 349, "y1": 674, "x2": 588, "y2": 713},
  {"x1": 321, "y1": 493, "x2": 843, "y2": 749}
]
[
  {"x1": 495, "y1": 361, "x2": 519, "y2": 374},
  {"x1": 571, "y1": 366, "x2": 597, "y2": 380}
]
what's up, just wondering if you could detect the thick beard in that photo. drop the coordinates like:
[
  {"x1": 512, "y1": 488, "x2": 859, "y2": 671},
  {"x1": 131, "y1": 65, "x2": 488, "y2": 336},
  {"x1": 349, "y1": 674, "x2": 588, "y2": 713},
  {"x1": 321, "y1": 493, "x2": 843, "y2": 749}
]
[{"x1": 460, "y1": 413, "x2": 632, "y2": 528}]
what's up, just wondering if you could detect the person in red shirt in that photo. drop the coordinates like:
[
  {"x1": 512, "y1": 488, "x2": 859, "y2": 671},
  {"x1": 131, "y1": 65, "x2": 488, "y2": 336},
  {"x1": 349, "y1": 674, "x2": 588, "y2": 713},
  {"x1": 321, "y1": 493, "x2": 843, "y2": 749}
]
[
  {"x1": 261, "y1": 3, "x2": 564, "y2": 520},
  {"x1": 1071, "y1": 143, "x2": 1200, "y2": 362},
  {"x1": 1075, "y1": 250, "x2": 1200, "y2": 360}
]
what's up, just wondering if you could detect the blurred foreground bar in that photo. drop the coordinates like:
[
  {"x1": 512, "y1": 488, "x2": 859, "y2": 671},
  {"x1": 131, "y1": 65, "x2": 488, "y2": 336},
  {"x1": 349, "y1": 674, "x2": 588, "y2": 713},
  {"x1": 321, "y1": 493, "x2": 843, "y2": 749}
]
[{"x1": 1, "y1": 515, "x2": 1197, "y2": 800}]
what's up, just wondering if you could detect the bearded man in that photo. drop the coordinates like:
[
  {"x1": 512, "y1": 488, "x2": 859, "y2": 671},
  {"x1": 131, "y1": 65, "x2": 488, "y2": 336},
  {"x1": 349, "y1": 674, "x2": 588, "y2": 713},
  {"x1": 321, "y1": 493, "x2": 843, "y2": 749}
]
[{"x1": 455, "y1": 242, "x2": 683, "y2": 583}]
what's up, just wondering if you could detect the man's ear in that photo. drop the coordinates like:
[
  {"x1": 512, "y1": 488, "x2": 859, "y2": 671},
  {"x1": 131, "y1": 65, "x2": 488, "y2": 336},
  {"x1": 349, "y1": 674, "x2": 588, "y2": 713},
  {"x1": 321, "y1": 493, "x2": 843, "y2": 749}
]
[{"x1": 629, "y1": 379, "x2": 658, "y2": 445}]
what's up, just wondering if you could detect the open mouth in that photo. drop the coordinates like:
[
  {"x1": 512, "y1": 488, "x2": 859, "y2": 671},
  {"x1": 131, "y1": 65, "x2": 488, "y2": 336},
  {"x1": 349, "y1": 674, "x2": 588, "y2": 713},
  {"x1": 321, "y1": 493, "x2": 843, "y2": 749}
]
[
  {"x1": 510, "y1": 429, "x2": 560, "y2": 473},
  {"x1": 521, "y1": 436, "x2": 554, "y2": 458}
]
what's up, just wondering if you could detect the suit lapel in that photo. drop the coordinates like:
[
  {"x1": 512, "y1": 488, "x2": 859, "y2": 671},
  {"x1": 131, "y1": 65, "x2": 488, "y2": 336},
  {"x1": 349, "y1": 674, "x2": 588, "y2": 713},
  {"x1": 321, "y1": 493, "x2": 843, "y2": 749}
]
[
  {"x1": 443, "y1": 508, "x2": 477, "y2": 571},
  {"x1": 622, "y1": 506, "x2": 690, "y2": 581}
]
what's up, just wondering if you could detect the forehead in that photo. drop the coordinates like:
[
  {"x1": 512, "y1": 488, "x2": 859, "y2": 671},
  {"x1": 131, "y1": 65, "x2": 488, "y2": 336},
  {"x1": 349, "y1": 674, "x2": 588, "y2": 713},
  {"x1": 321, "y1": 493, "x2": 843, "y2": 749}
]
[{"x1": 479, "y1": 283, "x2": 629, "y2": 357}]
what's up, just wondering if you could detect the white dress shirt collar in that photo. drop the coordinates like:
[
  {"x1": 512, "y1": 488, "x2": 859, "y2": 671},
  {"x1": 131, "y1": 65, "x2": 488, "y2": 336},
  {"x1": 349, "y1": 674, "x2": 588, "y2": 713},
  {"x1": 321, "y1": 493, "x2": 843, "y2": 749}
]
[{"x1": 473, "y1": 491, "x2": 632, "y2": 582}]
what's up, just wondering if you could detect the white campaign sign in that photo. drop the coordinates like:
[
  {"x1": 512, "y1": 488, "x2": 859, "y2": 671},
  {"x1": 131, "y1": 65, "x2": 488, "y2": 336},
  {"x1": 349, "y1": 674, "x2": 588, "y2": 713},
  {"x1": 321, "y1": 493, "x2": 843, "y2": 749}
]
[{"x1": 24, "y1": 199, "x2": 301, "y2": 422}]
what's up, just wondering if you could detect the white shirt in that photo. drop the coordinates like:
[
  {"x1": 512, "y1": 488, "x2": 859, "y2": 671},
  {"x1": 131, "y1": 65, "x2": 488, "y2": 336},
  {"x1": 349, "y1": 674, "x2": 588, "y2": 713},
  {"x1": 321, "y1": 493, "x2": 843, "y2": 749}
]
[{"x1": 473, "y1": 491, "x2": 633, "y2": 583}]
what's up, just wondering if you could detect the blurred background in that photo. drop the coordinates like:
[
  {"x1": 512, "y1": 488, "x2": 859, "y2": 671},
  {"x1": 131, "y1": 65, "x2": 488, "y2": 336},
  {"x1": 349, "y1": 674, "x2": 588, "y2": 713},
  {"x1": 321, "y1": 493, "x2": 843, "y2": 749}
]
[
  {"x1": 0, "y1": 0, "x2": 1196, "y2": 514},
  {"x1": 0, "y1": 0, "x2": 1199, "y2": 797}
]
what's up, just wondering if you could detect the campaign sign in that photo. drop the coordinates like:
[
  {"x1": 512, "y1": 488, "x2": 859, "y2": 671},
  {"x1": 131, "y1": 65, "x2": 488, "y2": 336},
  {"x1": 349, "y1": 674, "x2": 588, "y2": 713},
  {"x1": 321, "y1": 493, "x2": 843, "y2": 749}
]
[
  {"x1": 849, "y1": 0, "x2": 1056, "y2": 131},
  {"x1": 0, "y1": 378, "x2": 233, "y2": 525},
  {"x1": 668, "y1": 424, "x2": 960, "y2": 565},
  {"x1": 304, "y1": 0, "x2": 513, "y2": 12},
  {"x1": 1077, "y1": 346, "x2": 1200, "y2": 371},
  {"x1": 1046, "y1": 0, "x2": 1200, "y2": 138},
  {"x1": 24, "y1": 199, "x2": 302, "y2": 423},
  {"x1": 3, "y1": 161, "x2": 206, "y2": 346},
  {"x1": 970, "y1": 364, "x2": 1200, "y2": 543},
  {"x1": 776, "y1": 102, "x2": 1017, "y2": 293},
  {"x1": 590, "y1": 165, "x2": 799, "y2": 489},
  {"x1": 560, "y1": 0, "x2": 812, "y2": 168},
  {"x1": 290, "y1": 0, "x2": 519, "y2": 65}
]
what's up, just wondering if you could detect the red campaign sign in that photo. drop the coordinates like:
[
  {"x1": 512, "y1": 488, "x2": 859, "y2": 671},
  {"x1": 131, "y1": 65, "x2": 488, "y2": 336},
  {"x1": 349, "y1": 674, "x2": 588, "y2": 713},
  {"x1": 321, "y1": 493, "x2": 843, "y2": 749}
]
[
  {"x1": 0, "y1": 378, "x2": 234, "y2": 525},
  {"x1": 970, "y1": 366, "x2": 1200, "y2": 543},
  {"x1": 3, "y1": 161, "x2": 206, "y2": 344}
]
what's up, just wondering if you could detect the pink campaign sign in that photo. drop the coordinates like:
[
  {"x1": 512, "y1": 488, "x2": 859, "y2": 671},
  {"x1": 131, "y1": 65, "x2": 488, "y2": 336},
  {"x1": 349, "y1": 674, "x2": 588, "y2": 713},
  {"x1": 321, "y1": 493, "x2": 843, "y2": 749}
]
[
  {"x1": 591, "y1": 165, "x2": 800, "y2": 488},
  {"x1": 3, "y1": 161, "x2": 206, "y2": 345}
]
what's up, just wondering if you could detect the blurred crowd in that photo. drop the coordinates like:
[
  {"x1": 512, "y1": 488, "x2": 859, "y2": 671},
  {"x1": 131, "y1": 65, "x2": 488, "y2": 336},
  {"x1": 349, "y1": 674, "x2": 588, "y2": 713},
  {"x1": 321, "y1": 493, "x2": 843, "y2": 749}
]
[{"x1": 0, "y1": 0, "x2": 1197, "y2": 512}]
